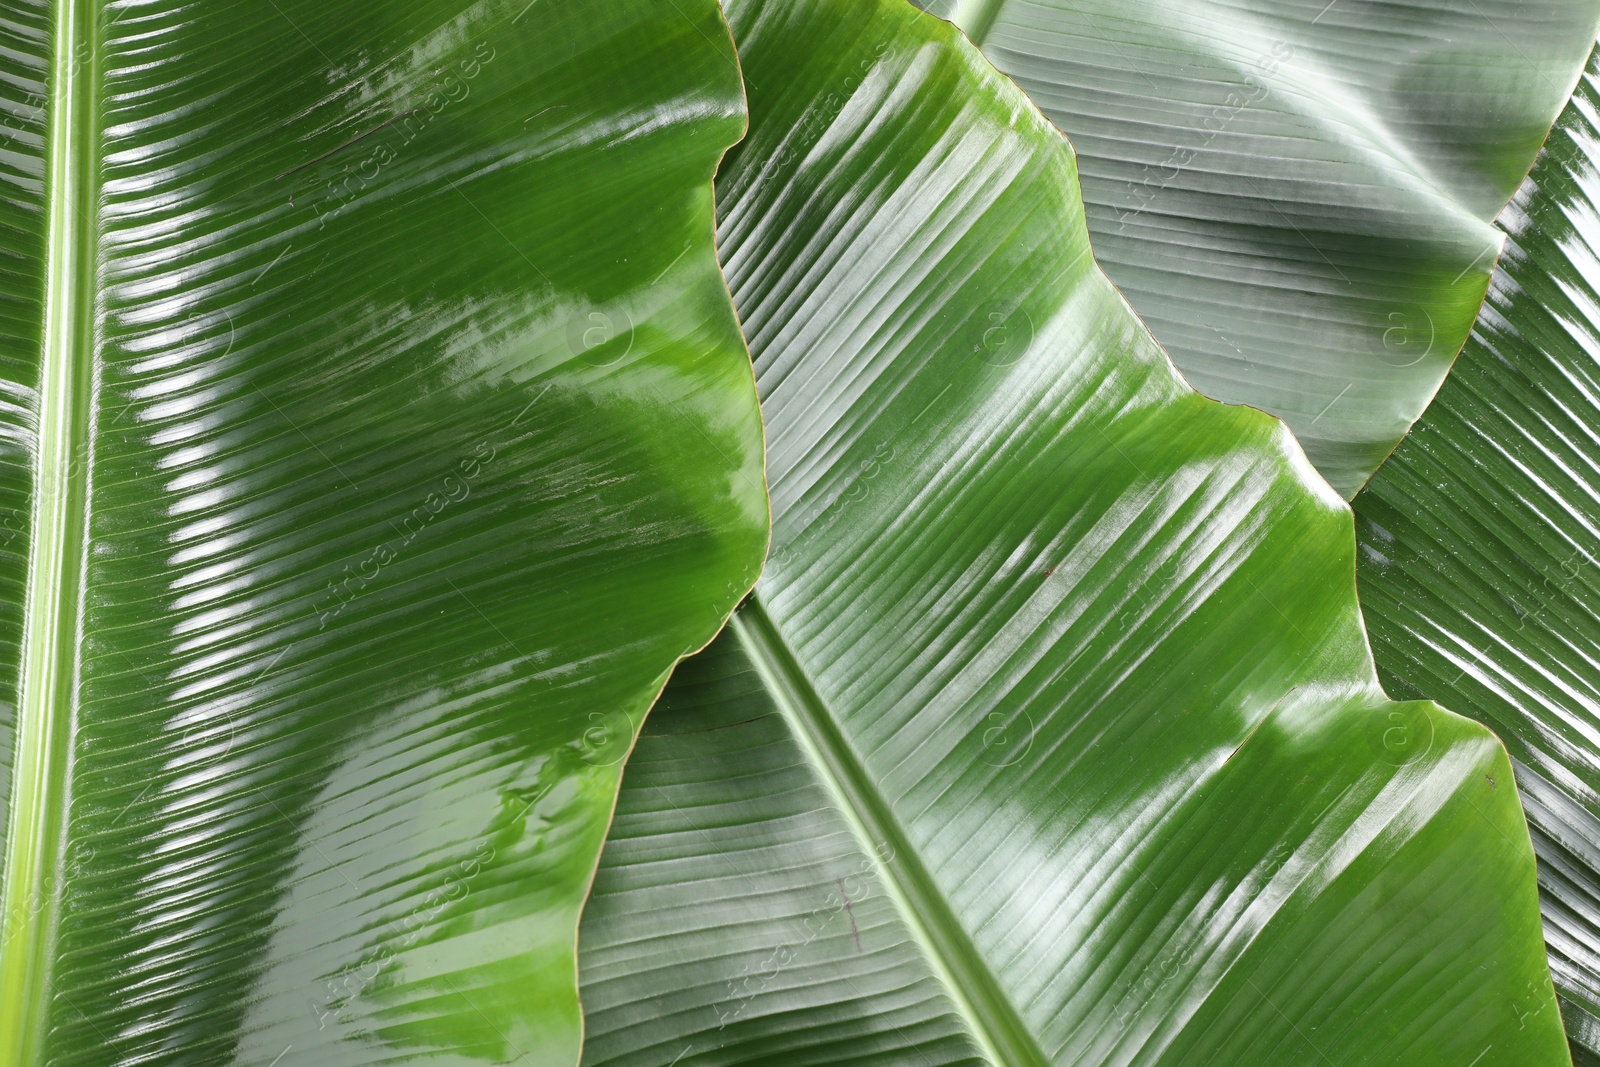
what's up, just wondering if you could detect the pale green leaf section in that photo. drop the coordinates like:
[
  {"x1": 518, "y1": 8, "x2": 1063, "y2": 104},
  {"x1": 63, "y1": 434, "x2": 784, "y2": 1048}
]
[{"x1": 919, "y1": 0, "x2": 1599, "y2": 495}]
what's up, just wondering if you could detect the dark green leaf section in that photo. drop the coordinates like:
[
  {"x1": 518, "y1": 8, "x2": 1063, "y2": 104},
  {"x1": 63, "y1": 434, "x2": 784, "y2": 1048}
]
[
  {"x1": 1355, "y1": 42, "x2": 1600, "y2": 1064},
  {"x1": 917, "y1": 0, "x2": 1600, "y2": 496},
  {"x1": 0, "y1": 0, "x2": 767, "y2": 1063},
  {"x1": 579, "y1": 0, "x2": 1566, "y2": 1063},
  {"x1": 0, "y1": 0, "x2": 48, "y2": 877}
]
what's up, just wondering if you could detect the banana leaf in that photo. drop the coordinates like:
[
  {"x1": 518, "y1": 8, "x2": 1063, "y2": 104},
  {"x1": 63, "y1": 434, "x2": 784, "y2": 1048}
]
[
  {"x1": 916, "y1": 0, "x2": 1599, "y2": 497},
  {"x1": 577, "y1": 0, "x2": 1566, "y2": 1063},
  {"x1": 1354, "y1": 40, "x2": 1600, "y2": 1065},
  {"x1": 0, "y1": 0, "x2": 766, "y2": 1062}
]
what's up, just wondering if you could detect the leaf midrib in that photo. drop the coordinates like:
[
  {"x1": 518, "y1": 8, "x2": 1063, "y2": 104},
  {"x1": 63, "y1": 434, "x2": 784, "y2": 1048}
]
[
  {"x1": 729, "y1": 600, "x2": 1050, "y2": 1067},
  {"x1": 0, "y1": 0, "x2": 98, "y2": 1056}
]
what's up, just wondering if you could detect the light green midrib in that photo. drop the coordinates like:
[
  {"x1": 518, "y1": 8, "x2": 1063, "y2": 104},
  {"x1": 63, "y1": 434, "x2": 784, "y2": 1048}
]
[
  {"x1": 729, "y1": 602, "x2": 1051, "y2": 1067},
  {"x1": 0, "y1": 0, "x2": 96, "y2": 1058}
]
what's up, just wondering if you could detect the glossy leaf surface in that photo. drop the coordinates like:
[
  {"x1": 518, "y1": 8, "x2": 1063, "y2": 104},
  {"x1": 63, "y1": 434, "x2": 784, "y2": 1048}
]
[
  {"x1": 917, "y1": 0, "x2": 1599, "y2": 496},
  {"x1": 1355, "y1": 41, "x2": 1600, "y2": 1064},
  {"x1": 0, "y1": 0, "x2": 766, "y2": 1063},
  {"x1": 578, "y1": 0, "x2": 1565, "y2": 1063}
]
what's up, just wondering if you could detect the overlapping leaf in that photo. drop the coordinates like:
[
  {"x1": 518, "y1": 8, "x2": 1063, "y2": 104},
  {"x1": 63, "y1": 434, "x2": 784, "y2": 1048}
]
[
  {"x1": 916, "y1": 0, "x2": 1599, "y2": 496},
  {"x1": 1355, "y1": 40, "x2": 1600, "y2": 1064},
  {"x1": 577, "y1": 0, "x2": 1565, "y2": 1063},
  {"x1": 0, "y1": 0, "x2": 765, "y2": 1062}
]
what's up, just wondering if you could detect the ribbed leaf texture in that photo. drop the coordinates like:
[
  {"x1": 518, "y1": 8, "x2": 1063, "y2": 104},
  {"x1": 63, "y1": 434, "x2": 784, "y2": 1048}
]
[
  {"x1": 1356, "y1": 40, "x2": 1600, "y2": 1066},
  {"x1": 0, "y1": 0, "x2": 766, "y2": 1062},
  {"x1": 578, "y1": 0, "x2": 1567, "y2": 1063},
  {"x1": 916, "y1": 0, "x2": 1600, "y2": 496}
]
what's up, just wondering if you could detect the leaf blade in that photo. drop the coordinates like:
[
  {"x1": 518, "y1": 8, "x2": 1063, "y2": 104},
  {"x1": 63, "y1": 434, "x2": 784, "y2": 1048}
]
[
  {"x1": 1354, "y1": 38, "x2": 1600, "y2": 1062},
  {"x1": 0, "y1": 0, "x2": 767, "y2": 1062},
  {"x1": 580, "y1": 0, "x2": 1565, "y2": 1063},
  {"x1": 917, "y1": 0, "x2": 1600, "y2": 495}
]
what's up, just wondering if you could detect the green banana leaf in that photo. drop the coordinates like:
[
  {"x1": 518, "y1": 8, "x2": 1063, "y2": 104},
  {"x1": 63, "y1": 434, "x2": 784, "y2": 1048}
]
[
  {"x1": 0, "y1": 0, "x2": 766, "y2": 1062},
  {"x1": 1354, "y1": 40, "x2": 1600, "y2": 1065},
  {"x1": 578, "y1": 0, "x2": 1566, "y2": 1062},
  {"x1": 914, "y1": 0, "x2": 1599, "y2": 497}
]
